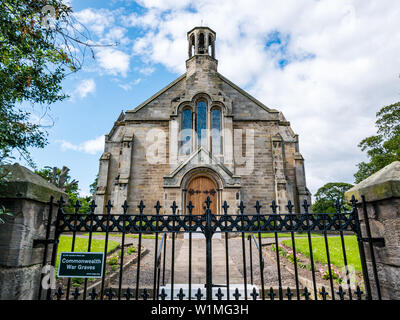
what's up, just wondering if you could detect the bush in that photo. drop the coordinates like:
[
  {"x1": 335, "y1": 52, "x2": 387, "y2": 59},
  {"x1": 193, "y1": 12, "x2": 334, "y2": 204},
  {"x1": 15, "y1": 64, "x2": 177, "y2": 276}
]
[
  {"x1": 72, "y1": 278, "x2": 84, "y2": 287},
  {"x1": 319, "y1": 265, "x2": 343, "y2": 284},
  {"x1": 127, "y1": 247, "x2": 137, "y2": 255},
  {"x1": 107, "y1": 255, "x2": 118, "y2": 265},
  {"x1": 118, "y1": 246, "x2": 137, "y2": 257}
]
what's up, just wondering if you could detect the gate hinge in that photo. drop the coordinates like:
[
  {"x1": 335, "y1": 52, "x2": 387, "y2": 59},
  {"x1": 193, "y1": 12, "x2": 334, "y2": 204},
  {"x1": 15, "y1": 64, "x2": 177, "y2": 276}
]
[
  {"x1": 361, "y1": 237, "x2": 385, "y2": 247},
  {"x1": 33, "y1": 239, "x2": 58, "y2": 247}
]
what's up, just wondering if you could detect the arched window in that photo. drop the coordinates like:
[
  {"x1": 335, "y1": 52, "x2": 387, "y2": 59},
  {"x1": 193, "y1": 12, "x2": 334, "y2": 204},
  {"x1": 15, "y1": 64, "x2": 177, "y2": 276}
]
[
  {"x1": 180, "y1": 108, "x2": 192, "y2": 155},
  {"x1": 179, "y1": 99, "x2": 224, "y2": 155},
  {"x1": 189, "y1": 34, "x2": 195, "y2": 58},
  {"x1": 211, "y1": 108, "x2": 222, "y2": 154},
  {"x1": 198, "y1": 33, "x2": 205, "y2": 54},
  {"x1": 208, "y1": 34, "x2": 214, "y2": 57},
  {"x1": 196, "y1": 101, "x2": 207, "y2": 148}
]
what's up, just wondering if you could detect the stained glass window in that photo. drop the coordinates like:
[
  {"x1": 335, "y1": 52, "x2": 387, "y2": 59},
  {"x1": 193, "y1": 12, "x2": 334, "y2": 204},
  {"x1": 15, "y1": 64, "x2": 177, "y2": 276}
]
[
  {"x1": 181, "y1": 108, "x2": 192, "y2": 155},
  {"x1": 197, "y1": 101, "x2": 207, "y2": 148},
  {"x1": 211, "y1": 108, "x2": 221, "y2": 154}
]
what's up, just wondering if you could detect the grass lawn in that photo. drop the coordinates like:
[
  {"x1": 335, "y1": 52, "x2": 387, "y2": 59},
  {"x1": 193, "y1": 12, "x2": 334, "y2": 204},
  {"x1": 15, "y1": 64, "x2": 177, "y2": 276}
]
[
  {"x1": 56, "y1": 236, "x2": 120, "y2": 272},
  {"x1": 282, "y1": 235, "x2": 362, "y2": 272},
  {"x1": 82, "y1": 232, "x2": 160, "y2": 239}
]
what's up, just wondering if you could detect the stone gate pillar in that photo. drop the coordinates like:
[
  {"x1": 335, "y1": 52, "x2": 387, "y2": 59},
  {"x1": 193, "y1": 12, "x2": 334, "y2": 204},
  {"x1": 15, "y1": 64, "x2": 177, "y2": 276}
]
[
  {"x1": 0, "y1": 163, "x2": 66, "y2": 300},
  {"x1": 345, "y1": 161, "x2": 400, "y2": 300}
]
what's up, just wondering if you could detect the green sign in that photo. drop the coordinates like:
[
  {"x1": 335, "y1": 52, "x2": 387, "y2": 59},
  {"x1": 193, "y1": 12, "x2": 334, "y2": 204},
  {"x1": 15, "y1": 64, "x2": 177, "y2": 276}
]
[{"x1": 57, "y1": 252, "x2": 104, "y2": 278}]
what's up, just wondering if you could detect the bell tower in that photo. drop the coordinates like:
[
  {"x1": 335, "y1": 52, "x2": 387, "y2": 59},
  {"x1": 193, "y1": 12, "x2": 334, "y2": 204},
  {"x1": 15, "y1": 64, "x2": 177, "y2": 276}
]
[
  {"x1": 187, "y1": 26, "x2": 216, "y2": 58},
  {"x1": 186, "y1": 27, "x2": 218, "y2": 76}
]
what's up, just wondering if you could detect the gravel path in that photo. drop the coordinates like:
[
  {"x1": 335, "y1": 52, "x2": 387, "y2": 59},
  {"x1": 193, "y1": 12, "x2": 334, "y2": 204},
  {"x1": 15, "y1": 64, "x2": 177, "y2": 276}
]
[
  {"x1": 100, "y1": 235, "x2": 298, "y2": 291},
  {"x1": 110, "y1": 237, "x2": 184, "y2": 289},
  {"x1": 228, "y1": 237, "x2": 297, "y2": 289},
  {"x1": 65, "y1": 233, "x2": 349, "y2": 299}
]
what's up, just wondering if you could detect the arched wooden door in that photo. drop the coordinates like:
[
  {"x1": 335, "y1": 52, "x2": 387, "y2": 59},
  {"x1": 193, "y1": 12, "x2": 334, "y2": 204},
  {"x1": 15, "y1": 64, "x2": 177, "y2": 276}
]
[{"x1": 186, "y1": 176, "x2": 217, "y2": 214}]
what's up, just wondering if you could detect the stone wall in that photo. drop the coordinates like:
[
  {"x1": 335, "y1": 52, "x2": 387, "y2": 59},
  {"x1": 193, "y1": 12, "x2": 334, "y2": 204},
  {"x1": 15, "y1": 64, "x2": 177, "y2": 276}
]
[
  {"x1": 0, "y1": 164, "x2": 66, "y2": 300},
  {"x1": 345, "y1": 161, "x2": 400, "y2": 300},
  {"x1": 233, "y1": 121, "x2": 276, "y2": 213},
  {"x1": 128, "y1": 121, "x2": 171, "y2": 214}
]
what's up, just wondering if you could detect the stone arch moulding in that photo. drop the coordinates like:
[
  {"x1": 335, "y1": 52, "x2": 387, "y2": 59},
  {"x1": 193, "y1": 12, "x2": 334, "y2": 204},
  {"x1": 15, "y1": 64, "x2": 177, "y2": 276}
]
[
  {"x1": 163, "y1": 147, "x2": 241, "y2": 189},
  {"x1": 181, "y1": 166, "x2": 224, "y2": 191},
  {"x1": 174, "y1": 92, "x2": 229, "y2": 115},
  {"x1": 182, "y1": 167, "x2": 222, "y2": 215}
]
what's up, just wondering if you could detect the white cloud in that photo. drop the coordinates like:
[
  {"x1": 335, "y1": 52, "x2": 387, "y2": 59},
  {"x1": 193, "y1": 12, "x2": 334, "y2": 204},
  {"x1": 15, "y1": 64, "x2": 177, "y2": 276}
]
[
  {"x1": 73, "y1": 8, "x2": 115, "y2": 37},
  {"x1": 96, "y1": 47, "x2": 130, "y2": 76},
  {"x1": 126, "y1": 0, "x2": 400, "y2": 195},
  {"x1": 74, "y1": 78, "x2": 96, "y2": 99},
  {"x1": 57, "y1": 136, "x2": 105, "y2": 155},
  {"x1": 118, "y1": 78, "x2": 142, "y2": 91},
  {"x1": 104, "y1": 26, "x2": 130, "y2": 45},
  {"x1": 138, "y1": 66, "x2": 155, "y2": 75}
]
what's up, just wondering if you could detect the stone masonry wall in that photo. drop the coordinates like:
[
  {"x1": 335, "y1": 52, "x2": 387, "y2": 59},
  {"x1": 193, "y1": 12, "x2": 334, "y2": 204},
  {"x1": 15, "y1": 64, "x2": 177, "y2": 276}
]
[
  {"x1": 345, "y1": 161, "x2": 400, "y2": 300},
  {"x1": 128, "y1": 121, "x2": 171, "y2": 214},
  {"x1": 233, "y1": 121, "x2": 276, "y2": 213}
]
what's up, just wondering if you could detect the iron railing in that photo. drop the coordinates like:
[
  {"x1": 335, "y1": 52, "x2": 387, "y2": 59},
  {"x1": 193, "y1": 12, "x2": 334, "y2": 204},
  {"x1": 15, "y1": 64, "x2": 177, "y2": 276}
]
[{"x1": 37, "y1": 195, "x2": 382, "y2": 301}]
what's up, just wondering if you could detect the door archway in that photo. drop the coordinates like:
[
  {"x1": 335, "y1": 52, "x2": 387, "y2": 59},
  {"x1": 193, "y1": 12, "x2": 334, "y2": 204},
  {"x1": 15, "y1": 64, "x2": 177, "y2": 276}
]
[{"x1": 186, "y1": 176, "x2": 217, "y2": 214}]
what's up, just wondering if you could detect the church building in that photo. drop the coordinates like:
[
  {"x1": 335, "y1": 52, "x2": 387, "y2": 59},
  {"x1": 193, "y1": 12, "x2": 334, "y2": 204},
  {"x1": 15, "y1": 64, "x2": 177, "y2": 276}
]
[{"x1": 94, "y1": 27, "x2": 311, "y2": 215}]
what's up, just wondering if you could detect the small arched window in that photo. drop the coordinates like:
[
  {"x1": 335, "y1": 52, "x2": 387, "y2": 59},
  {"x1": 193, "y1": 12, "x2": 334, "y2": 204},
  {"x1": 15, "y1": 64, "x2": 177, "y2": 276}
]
[
  {"x1": 180, "y1": 108, "x2": 192, "y2": 155},
  {"x1": 198, "y1": 33, "x2": 205, "y2": 54},
  {"x1": 189, "y1": 34, "x2": 195, "y2": 58},
  {"x1": 208, "y1": 34, "x2": 214, "y2": 57},
  {"x1": 211, "y1": 108, "x2": 222, "y2": 154}
]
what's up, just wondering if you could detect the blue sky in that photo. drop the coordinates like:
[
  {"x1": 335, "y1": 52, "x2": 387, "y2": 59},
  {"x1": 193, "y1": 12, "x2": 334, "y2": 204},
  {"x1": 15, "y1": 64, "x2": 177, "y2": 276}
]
[{"x1": 20, "y1": 0, "x2": 400, "y2": 197}]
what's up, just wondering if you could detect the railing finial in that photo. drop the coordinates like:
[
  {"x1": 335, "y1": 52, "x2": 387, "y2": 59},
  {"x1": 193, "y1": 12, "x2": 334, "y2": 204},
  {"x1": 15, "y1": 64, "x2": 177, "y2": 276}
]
[
  {"x1": 302, "y1": 198, "x2": 310, "y2": 213},
  {"x1": 170, "y1": 201, "x2": 178, "y2": 215},
  {"x1": 187, "y1": 201, "x2": 194, "y2": 215},
  {"x1": 270, "y1": 200, "x2": 278, "y2": 214},
  {"x1": 254, "y1": 200, "x2": 262, "y2": 214},
  {"x1": 154, "y1": 201, "x2": 162, "y2": 215},
  {"x1": 105, "y1": 200, "x2": 113, "y2": 214},
  {"x1": 122, "y1": 200, "x2": 129, "y2": 214},
  {"x1": 138, "y1": 200, "x2": 145, "y2": 214},
  {"x1": 89, "y1": 200, "x2": 97, "y2": 214},
  {"x1": 238, "y1": 201, "x2": 246, "y2": 214},
  {"x1": 222, "y1": 201, "x2": 229, "y2": 215}
]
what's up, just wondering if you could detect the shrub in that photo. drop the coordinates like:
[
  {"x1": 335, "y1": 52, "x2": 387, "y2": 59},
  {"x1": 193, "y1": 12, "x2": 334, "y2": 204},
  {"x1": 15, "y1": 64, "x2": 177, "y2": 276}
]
[
  {"x1": 72, "y1": 278, "x2": 84, "y2": 287},
  {"x1": 107, "y1": 255, "x2": 118, "y2": 265},
  {"x1": 127, "y1": 247, "x2": 137, "y2": 255},
  {"x1": 111, "y1": 264, "x2": 119, "y2": 271},
  {"x1": 319, "y1": 265, "x2": 343, "y2": 284}
]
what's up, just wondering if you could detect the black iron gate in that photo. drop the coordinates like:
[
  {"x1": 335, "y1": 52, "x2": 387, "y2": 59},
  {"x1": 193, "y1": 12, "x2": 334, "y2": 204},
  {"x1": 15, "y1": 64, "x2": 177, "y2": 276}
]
[{"x1": 37, "y1": 195, "x2": 382, "y2": 300}]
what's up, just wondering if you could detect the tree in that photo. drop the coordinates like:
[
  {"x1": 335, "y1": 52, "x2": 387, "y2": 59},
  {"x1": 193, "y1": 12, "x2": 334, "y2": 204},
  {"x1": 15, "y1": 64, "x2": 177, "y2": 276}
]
[
  {"x1": 35, "y1": 166, "x2": 90, "y2": 213},
  {"x1": 89, "y1": 174, "x2": 98, "y2": 195},
  {"x1": 354, "y1": 102, "x2": 400, "y2": 183},
  {"x1": 35, "y1": 166, "x2": 78, "y2": 195},
  {"x1": 312, "y1": 182, "x2": 354, "y2": 213},
  {"x1": 0, "y1": 1, "x2": 110, "y2": 166}
]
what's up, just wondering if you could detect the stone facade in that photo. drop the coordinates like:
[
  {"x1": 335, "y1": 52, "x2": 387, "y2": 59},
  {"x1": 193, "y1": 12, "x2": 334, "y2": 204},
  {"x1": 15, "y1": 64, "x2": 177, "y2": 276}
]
[{"x1": 95, "y1": 27, "x2": 311, "y2": 215}]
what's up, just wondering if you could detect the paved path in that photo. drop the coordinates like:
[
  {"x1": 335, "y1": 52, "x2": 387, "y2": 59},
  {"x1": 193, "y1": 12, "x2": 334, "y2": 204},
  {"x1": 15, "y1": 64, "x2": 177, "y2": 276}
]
[
  {"x1": 66, "y1": 234, "x2": 299, "y2": 291},
  {"x1": 173, "y1": 239, "x2": 243, "y2": 284},
  {"x1": 102, "y1": 236, "x2": 297, "y2": 291}
]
